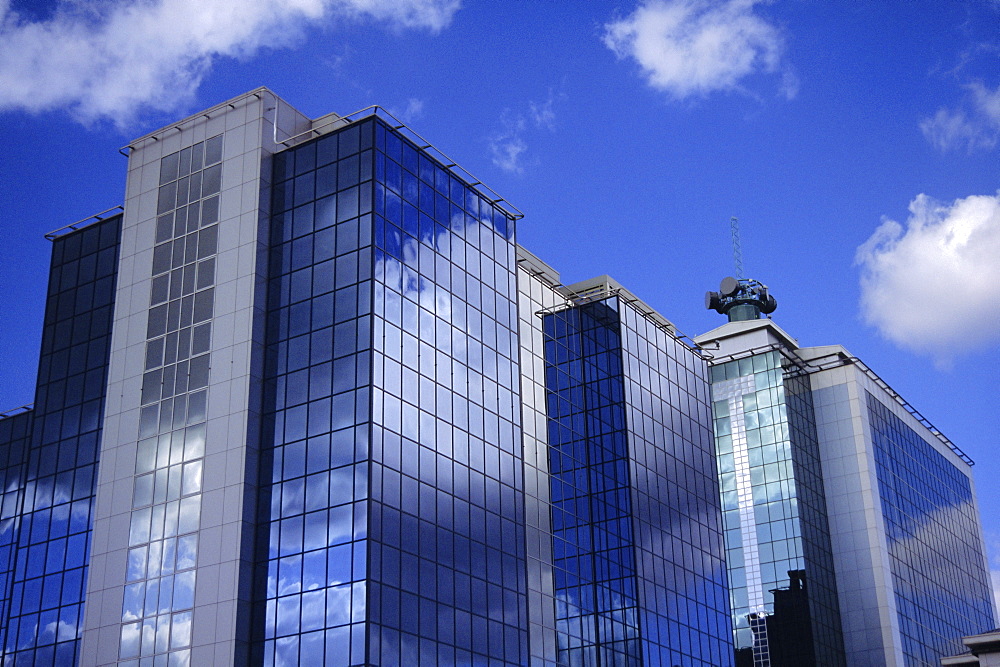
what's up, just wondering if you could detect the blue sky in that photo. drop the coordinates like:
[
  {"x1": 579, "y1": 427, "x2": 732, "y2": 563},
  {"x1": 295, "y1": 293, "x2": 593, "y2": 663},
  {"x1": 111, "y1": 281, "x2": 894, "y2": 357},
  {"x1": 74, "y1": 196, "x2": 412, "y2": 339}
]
[{"x1": 1, "y1": 0, "x2": 999, "y2": 596}]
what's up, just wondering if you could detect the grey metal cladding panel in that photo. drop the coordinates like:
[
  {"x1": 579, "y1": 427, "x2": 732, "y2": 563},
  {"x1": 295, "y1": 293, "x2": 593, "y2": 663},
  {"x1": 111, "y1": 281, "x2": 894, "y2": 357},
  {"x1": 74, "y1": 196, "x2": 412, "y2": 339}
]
[{"x1": 83, "y1": 95, "x2": 274, "y2": 665}]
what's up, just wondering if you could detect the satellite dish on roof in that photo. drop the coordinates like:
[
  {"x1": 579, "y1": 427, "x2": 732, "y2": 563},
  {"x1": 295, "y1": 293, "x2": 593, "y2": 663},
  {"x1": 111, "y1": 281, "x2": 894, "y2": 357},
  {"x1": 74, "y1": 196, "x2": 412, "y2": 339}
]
[
  {"x1": 720, "y1": 276, "x2": 739, "y2": 297},
  {"x1": 705, "y1": 291, "x2": 722, "y2": 311}
]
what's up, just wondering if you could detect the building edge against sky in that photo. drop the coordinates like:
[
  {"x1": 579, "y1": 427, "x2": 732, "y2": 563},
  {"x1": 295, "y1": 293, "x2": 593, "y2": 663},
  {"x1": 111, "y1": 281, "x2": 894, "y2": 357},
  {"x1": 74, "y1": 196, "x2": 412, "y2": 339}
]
[
  {"x1": 0, "y1": 88, "x2": 738, "y2": 665},
  {"x1": 695, "y1": 292, "x2": 997, "y2": 666}
]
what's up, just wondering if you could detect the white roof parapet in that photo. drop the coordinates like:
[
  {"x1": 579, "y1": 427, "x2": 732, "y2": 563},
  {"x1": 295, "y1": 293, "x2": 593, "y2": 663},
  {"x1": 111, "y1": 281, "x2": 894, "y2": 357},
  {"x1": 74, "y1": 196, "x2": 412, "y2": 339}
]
[
  {"x1": 118, "y1": 88, "x2": 522, "y2": 220},
  {"x1": 564, "y1": 275, "x2": 678, "y2": 336},
  {"x1": 516, "y1": 245, "x2": 563, "y2": 289},
  {"x1": 697, "y1": 334, "x2": 975, "y2": 467},
  {"x1": 121, "y1": 87, "x2": 283, "y2": 154},
  {"x1": 693, "y1": 317, "x2": 799, "y2": 351},
  {"x1": 940, "y1": 628, "x2": 1000, "y2": 664}
]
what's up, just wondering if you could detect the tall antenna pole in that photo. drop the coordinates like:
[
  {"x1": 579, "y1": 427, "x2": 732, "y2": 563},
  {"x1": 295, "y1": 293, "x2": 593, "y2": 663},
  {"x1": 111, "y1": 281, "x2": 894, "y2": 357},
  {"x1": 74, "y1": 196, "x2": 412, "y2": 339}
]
[
  {"x1": 707, "y1": 216, "x2": 776, "y2": 321},
  {"x1": 730, "y1": 216, "x2": 744, "y2": 280}
]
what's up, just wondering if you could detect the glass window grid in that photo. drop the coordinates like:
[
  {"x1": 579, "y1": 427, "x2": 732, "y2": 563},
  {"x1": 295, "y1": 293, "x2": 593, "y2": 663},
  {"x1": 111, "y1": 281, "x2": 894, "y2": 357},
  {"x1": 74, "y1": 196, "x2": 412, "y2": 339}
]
[
  {"x1": 868, "y1": 391, "x2": 995, "y2": 664},
  {"x1": 2, "y1": 216, "x2": 120, "y2": 666},
  {"x1": 255, "y1": 120, "x2": 376, "y2": 667},
  {"x1": 516, "y1": 266, "x2": 565, "y2": 665},
  {"x1": 367, "y1": 119, "x2": 526, "y2": 665},
  {"x1": 0, "y1": 411, "x2": 33, "y2": 655},
  {"x1": 543, "y1": 300, "x2": 644, "y2": 667},
  {"x1": 117, "y1": 138, "x2": 222, "y2": 664},
  {"x1": 783, "y1": 372, "x2": 844, "y2": 663},
  {"x1": 543, "y1": 297, "x2": 732, "y2": 666},
  {"x1": 261, "y1": 117, "x2": 523, "y2": 665},
  {"x1": 711, "y1": 352, "x2": 844, "y2": 665},
  {"x1": 617, "y1": 302, "x2": 733, "y2": 667}
]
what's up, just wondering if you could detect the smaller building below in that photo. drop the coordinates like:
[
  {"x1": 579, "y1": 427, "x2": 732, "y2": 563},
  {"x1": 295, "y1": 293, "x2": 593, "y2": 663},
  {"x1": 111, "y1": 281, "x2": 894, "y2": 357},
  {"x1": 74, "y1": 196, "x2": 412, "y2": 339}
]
[{"x1": 942, "y1": 629, "x2": 1000, "y2": 666}]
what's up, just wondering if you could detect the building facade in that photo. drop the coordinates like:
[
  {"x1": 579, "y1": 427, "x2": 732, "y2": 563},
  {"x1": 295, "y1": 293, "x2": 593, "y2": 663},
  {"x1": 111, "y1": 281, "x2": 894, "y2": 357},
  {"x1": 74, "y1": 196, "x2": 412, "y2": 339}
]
[
  {"x1": 703, "y1": 342, "x2": 844, "y2": 666},
  {"x1": 696, "y1": 284, "x2": 996, "y2": 667},
  {"x1": 540, "y1": 277, "x2": 732, "y2": 666},
  {"x1": 0, "y1": 89, "x2": 734, "y2": 666},
  {"x1": 0, "y1": 214, "x2": 121, "y2": 666}
]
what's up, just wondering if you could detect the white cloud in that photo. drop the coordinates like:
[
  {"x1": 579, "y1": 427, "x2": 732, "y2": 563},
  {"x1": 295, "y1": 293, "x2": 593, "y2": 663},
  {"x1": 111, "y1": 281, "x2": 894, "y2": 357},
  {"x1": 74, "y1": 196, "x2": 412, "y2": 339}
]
[
  {"x1": 490, "y1": 111, "x2": 528, "y2": 175},
  {"x1": 603, "y1": 0, "x2": 790, "y2": 100},
  {"x1": 920, "y1": 108, "x2": 995, "y2": 152},
  {"x1": 921, "y1": 82, "x2": 1000, "y2": 152},
  {"x1": 0, "y1": 0, "x2": 460, "y2": 126},
  {"x1": 529, "y1": 94, "x2": 556, "y2": 130},
  {"x1": 388, "y1": 97, "x2": 425, "y2": 124},
  {"x1": 972, "y1": 81, "x2": 1000, "y2": 123},
  {"x1": 489, "y1": 89, "x2": 563, "y2": 175},
  {"x1": 856, "y1": 191, "x2": 1000, "y2": 365}
]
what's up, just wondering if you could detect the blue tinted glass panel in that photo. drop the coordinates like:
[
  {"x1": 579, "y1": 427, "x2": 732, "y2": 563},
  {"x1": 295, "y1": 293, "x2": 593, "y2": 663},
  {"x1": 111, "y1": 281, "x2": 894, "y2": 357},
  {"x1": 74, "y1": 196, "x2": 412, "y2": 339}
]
[
  {"x1": 2, "y1": 215, "x2": 121, "y2": 665},
  {"x1": 868, "y1": 391, "x2": 995, "y2": 663}
]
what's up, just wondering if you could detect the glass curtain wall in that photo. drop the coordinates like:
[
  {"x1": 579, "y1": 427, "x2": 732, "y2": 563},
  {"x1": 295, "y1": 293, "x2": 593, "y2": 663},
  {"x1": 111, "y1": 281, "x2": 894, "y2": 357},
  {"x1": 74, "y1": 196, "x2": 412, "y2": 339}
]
[
  {"x1": 368, "y1": 119, "x2": 526, "y2": 665},
  {"x1": 783, "y1": 371, "x2": 843, "y2": 664},
  {"x1": 544, "y1": 296, "x2": 733, "y2": 667},
  {"x1": 617, "y1": 303, "x2": 732, "y2": 667},
  {"x1": 543, "y1": 298, "x2": 641, "y2": 666},
  {"x1": 0, "y1": 410, "x2": 33, "y2": 656},
  {"x1": 516, "y1": 263, "x2": 564, "y2": 667},
  {"x1": 256, "y1": 116, "x2": 528, "y2": 665},
  {"x1": 711, "y1": 352, "x2": 843, "y2": 666},
  {"x1": 257, "y1": 120, "x2": 375, "y2": 666},
  {"x1": 2, "y1": 216, "x2": 121, "y2": 665},
  {"x1": 867, "y1": 391, "x2": 995, "y2": 664}
]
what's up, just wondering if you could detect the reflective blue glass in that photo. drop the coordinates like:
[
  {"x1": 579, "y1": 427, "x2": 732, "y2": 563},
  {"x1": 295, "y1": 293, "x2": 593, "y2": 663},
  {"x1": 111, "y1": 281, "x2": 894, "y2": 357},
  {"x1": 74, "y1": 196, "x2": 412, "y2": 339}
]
[
  {"x1": 543, "y1": 296, "x2": 733, "y2": 666},
  {"x1": 710, "y1": 353, "x2": 844, "y2": 665},
  {"x1": 0, "y1": 215, "x2": 120, "y2": 665},
  {"x1": 0, "y1": 410, "x2": 32, "y2": 655},
  {"x1": 368, "y1": 118, "x2": 526, "y2": 665},
  {"x1": 259, "y1": 117, "x2": 528, "y2": 665},
  {"x1": 868, "y1": 391, "x2": 995, "y2": 663}
]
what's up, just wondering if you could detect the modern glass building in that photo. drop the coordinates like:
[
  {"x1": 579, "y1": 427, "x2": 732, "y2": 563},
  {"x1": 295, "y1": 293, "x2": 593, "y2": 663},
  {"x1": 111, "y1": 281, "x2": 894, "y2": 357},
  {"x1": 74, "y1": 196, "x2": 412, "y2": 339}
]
[
  {"x1": 0, "y1": 88, "x2": 735, "y2": 666},
  {"x1": 540, "y1": 277, "x2": 732, "y2": 667},
  {"x1": 697, "y1": 278, "x2": 996, "y2": 666}
]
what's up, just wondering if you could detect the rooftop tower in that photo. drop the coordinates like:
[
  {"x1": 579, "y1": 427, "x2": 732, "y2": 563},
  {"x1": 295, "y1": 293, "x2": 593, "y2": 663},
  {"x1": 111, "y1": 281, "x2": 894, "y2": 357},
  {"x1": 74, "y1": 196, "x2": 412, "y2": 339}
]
[
  {"x1": 705, "y1": 275, "x2": 777, "y2": 322},
  {"x1": 704, "y1": 217, "x2": 777, "y2": 322}
]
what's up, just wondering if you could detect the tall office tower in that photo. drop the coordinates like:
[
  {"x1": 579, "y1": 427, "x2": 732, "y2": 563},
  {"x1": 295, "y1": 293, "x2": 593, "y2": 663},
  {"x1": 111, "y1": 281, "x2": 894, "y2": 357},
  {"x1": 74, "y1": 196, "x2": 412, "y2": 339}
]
[
  {"x1": 259, "y1": 110, "x2": 533, "y2": 666},
  {"x1": 0, "y1": 214, "x2": 121, "y2": 666},
  {"x1": 0, "y1": 88, "x2": 735, "y2": 666},
  {"x1": 540, "y1": 276, "x2": 733, "y2": 667},
  {"x1": 698, "y1": 277, "x2": 996, "y2": 666}
]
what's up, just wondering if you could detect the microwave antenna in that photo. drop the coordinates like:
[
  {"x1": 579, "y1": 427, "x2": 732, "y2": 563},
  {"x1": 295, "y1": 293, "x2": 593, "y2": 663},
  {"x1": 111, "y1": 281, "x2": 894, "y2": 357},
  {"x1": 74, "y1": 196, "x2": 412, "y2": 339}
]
[{"x1": 705, "y1": 216, "x2": 777, "y2": 321}]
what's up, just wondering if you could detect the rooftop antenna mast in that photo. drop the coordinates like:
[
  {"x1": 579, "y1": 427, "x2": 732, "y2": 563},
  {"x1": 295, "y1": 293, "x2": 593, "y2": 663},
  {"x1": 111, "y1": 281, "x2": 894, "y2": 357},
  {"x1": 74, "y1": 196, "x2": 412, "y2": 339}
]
[
  {"x1": 705, "y1": 216, "x2": 776, "y2": 321},
  {"x1": 730, "y1": 216, "x2": 744, "y2": 280}
]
